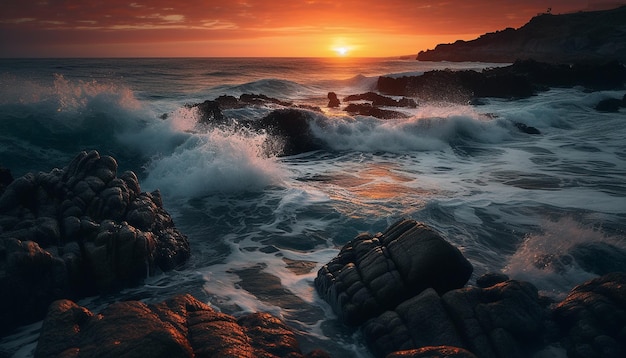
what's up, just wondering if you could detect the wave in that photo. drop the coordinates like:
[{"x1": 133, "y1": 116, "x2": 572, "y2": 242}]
[
  {"x1": 209, "y1": 78, "x2": 314, "y2": 100},
  {"x1": 311, "y1": 105, "x2": 516, "y2": 153},
  {"x1": 0, "y1": 74, "x2": 151, "y2": 174},
  {"x1": 141, "y1": 127, "x2": 288, "y2": 198}
]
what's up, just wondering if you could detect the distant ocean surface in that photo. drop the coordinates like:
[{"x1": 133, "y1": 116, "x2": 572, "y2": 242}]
[{"x1": 1, "y1": 58, "x2": 625, "y2": 357}]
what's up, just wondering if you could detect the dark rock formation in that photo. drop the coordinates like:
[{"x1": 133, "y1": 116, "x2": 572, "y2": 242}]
[
  {"x1": 343, "y1": 92, "x2": 417, "y2": 108},
  {"x1": 314, "y1": 219, "x2": 626, "y2": 358},
  {"x1": 553, "y1": 273, "x2": 626, "y2": 358},
  {"x1": 513, "y1": 122, "x2": 541, "y2": 135},
  {"x1": 476, "y1": 272, "x2": 509, "y2": 288},
  {"x1": 253, "y1": 108, "x2": 325, "y2": 156},
  {"x1": 327, "y1": 92, "x2": 340, "y2": 107},
  {"x1": 34, "y1": 293, "x2": 327, "y2": 358},
  {"x1": 363, "y1": 280, "x2": 547, "y2": 358},
  {"x1": 377, "y1": 68, "x2": 534, "y2": 102},
  {"x1": 0, "y1": 150, "x2": 190, "y2": 335},
  {"x1": 314, "y1": 219, "x2": 473, "y2": 326},
  {"x1": 387, "y1": 346, "x2": 478, "y2": 358},
  {"x1": 417, "y1": 6, "x2": 626, "y2": 63},
  {"x1": 190, "y1": 95, "x2": 325, "y2": 156},
  {"x1": 344, "y1": 103, "x2": 409, "y2": 119},
  {"x1": 378, "y1": 60, "x2": 626, "y2": 102}
]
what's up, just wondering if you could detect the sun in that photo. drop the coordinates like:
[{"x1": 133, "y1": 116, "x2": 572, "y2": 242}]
[{"x1": 334, "y1": 47, "x2": 349, "y2": 56}]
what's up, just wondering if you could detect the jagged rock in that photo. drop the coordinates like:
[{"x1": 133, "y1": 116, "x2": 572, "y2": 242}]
[
  {"x1": 552, "y1": 272, "x2": 626, "y2": 358},
  {"x1": 252, "y1": 108, "x2": 325, "y2": 156},
  {"x1": 191, "y1": 98, "x2": 324, "y2": 156},
  {"x1": 314, "y1": 219, "x2": 473, "y2": 326},
  {"x1": 191, "y1": 99, "x2": 225, "y2": 124},
  {"x1": 387, "y1": 346, "x2": 478, "y2": 358},
  {"x1": 327, "y1": 92, "x2": 340, "y2": 107},
  {"x1": 344, "y1": 103, "x2": 409, "y2": 119},
  {"x1": 34, "y1": 294, "x2": 325, "y2": 358},
  {"x1": 0, "y1": 150, "x2": 189, "y2": 335},
  {"x1": 362, "y1": 280, "x2": 546, "y2": 358}
]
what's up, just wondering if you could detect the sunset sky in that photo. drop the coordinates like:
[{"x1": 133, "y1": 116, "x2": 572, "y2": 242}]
[{"x1": 1, "y1": 1, "x2": 625, "y2": 57}]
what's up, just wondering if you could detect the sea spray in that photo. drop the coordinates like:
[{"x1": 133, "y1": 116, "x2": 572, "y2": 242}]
[
  {"x1": 142, "y1": 127, "x2": 287, "y2": 197},
  {"x1": 504, "y1": 216, "x2": 625, "y2": 298}
]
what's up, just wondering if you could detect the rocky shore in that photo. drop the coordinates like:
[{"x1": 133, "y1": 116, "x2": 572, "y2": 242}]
[
  {"x1": 0, "y1": 151, "x2": 190, "y2": 335},
  {"x1": 1, "y1": 152, "x2": 625, "y2": 357},
  {"x1": 1, "y1": 59, "x2": 625, "y2": 356},
  {"x1": 416, "y1": 6, "x2": 626, "y2": 63}
]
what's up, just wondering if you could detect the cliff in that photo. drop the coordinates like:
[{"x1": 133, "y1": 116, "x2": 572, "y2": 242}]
[{"x1": 417, "y1": 6, "x2": 626, "y2": 63}]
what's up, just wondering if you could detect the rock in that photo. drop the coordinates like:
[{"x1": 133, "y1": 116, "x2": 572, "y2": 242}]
[
  {"x1": 0, "y1": 150, "x2": 190, "y2": 334},
  {"x1": 513, "y1": 122, "x2": 541, "y2": 135},
  {"x1": 568, "y1": 242, "x2": 626, "y2": 275},
  {"x1": 387, "y1": 346, "x2": 478, "y2": 358},
  {"x1": 34, "y1": 294, "x2": 324, "y2": 358},
  {"x1": 314, "y1": 219, "x2": 473, "y2": 326},
  {"x1": 595, "y1": 98, "x2": 623, "y2": 112},
  {"x1": 190, "y1": 97, "x2": 324, "y2": 156},
  {"x1": 253, "y1": 108, "x2": 325, "y2": 156},
  {"x1": 377, "y1": 60, "x2": 626, "y2": 102},
  {"x1": 192, "y1": 99, "x2": 225, "y2": 124},
  {"x1": 363, "y1": 288, "x2": 465, "y2": 357},
  {"x1": 327, "y1": 92, "x2": 340, "y2": 107},
  {"x1": 416, "y1": 6, "x2": 626, "y2": 64},
  {"x1": 344, "y1": 103, "x2": 409, "y2": 119},
  {"x1": 476, "y1": 273, "x2": 509, "y2": 288},
  {"x1": 362, "y1": 279, "x2": 546, "y2": 358},
  {"x1": 552, "y1": 273, "x2": 626, "y2": 358}
]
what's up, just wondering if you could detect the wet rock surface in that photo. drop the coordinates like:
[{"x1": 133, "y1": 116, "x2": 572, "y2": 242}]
[
  {"x1": 0, "y1": 150, "x2": 190, "y2": 334},
  {"x1": 553, "y1": 272, "x2": 626, "y2": 358},
  {"x1": 34, "y1": 293, "x2": 328, "y2": 358},
  {"x1": 315, "y1": 219, "x2": 626, "y2": 358},
  {"x1": 314, "y1": 219, "x2": 473, "y2": 326}
]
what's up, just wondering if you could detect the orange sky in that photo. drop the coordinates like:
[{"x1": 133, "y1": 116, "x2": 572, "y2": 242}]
[{"x1": 1, "y1": 1, "x2": 624, "y2": 57}]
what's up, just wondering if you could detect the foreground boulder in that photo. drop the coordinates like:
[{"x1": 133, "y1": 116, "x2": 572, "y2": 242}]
[
  {"x1": 0, "y1": 150, "x2": 190, "y2": 334},
  {"x1": 363, "y1": 279, "x2": 547, "y2": 358},
  {"x1": 314, "y1": 219, "x2": 473, "y2": 326},
  {"x1": 553, "y1": 272, "x2": 626, "y2": 358},
  {"x1": 35, "y1": 293, "x2": 327, "y2": 358}
]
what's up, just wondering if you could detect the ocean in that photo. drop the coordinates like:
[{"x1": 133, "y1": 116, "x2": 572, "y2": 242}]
[{"x1": 0, "y1": 58, "x2": 625, "y2": 357}]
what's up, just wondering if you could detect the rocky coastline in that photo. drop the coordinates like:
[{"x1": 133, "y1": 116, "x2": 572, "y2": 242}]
[
  {"x1": 416, "y1": 6, "x2": 626, "y2": 64},
  {"x1": 1, "y1": 60, "x2": 625, "y2": 357}
]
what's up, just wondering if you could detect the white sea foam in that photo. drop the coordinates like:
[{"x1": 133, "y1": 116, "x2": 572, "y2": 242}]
[
  {"x1": 142, "y1": 128, "x2": 288, "y2": 197},
  {"x1": 504, "y1": 216, "x2": 625, "y2": 298}
]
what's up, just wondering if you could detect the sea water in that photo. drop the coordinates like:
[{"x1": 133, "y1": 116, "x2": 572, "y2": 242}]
[{"x1": 0, "y1": 58, "x2": 625, "y2": 357}]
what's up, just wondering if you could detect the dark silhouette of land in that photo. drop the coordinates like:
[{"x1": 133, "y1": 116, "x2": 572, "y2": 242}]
[{"x1": 417, "y1": 5, "x2": 626, "y2": 63}]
